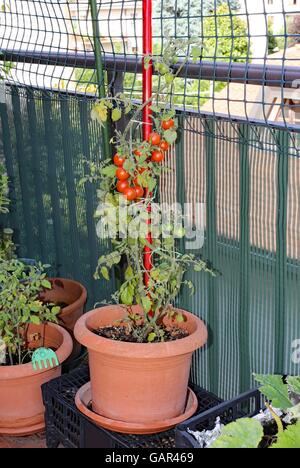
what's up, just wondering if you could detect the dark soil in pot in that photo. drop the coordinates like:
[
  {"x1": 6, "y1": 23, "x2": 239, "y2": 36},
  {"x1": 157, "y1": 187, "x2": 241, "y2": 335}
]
[{"x1": 94, "y1": 324, "x2": 189, "y2": 343}]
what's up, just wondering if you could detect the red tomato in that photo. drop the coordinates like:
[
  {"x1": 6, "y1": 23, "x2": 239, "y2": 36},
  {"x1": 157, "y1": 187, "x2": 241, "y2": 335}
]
[
  {"x1": 113, "y1": 154, "x2": 125, "y2": 167},
  {"x1": 160, "y1": 140, "x2": 170, "y2": 152},
  {"x1": 123, "y1": 187, "x2": 137, "y2": 201},
  {"x1": 116, "y1": 180, "x2": 129, "y2": 193},
  {"x1": 148, "y1": 132, "x2": 161, "y2": 146},
  {"x1": 116, "y1": 168, "x2": 130, "y2": 181},
  {"x1": 162, "y1": 119, "x2": 175, "y2": 130},
  {"x1": 151, "y1": 150, "x2": 164, "y2": 163},
  {"x1": 134, "y1": 185, "x2": 144, "y2": 199}
]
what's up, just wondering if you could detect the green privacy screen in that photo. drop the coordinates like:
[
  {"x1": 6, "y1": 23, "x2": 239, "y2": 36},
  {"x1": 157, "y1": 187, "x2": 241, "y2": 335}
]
[
  {"x1": 1, "y1": 85, "x2": 299, "y2": 398},
  {"x1": 0, "y1": 86, "x2": 116, "y2": 310},
  {"x1": 167, "y1": 115, "x2": 300, "y2": 398}
]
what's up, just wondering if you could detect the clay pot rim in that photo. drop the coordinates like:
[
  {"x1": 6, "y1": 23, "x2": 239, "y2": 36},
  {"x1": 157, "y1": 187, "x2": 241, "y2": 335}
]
[
  {"x1": 74, "y1": 306, "x2": 208, "y2": 358},
  {"x1": 48, "y1": 278, "x2": 87, "y2": 317},
  {"x1": 0, "y1": 322, "x2": 73, "y2": 380}
]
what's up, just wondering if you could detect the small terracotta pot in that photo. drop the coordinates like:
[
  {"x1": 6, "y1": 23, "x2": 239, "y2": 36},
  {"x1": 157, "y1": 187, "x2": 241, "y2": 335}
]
[
  {"x1": 74, "y1": 306, "x2": 208, "y2": 433},
  {"x1": 0, "y1": 323, "x2": 73, "y2": 436},
  {"x1": 41, "y1": 278, "x2": 87, "y2": 360}
]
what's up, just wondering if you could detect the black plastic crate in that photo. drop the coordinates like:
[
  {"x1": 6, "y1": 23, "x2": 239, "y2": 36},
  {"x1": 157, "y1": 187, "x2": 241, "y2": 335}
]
[
  {"x1": 42, "y1": 366, "x2": 222, "y2": 448},
  {"x1": 175, "y1": 388, "x2": 263, "y2": 448}
]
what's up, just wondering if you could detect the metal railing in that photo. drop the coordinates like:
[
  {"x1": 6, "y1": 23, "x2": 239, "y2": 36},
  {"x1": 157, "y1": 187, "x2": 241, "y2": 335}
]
[{"x1": 2, "y1": 49, "x2": 300, "y2": 88}]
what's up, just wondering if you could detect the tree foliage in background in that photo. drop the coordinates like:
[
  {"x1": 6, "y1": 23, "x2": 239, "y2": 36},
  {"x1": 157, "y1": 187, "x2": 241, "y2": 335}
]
[
  {"x1": 76, "y1": 1, "x2": 248, "y2": 106},
  {"x1": 268, "y1": 20, "x2": 279, "y2": 54},
  {"x1": 203, "y1": 4, "x2": 249, "y2": 62},
  {"x1": 203, "y1": 0, "x2": 240, "y2": 14},
  {"x1": 155, "y1": 0, "x2": 240, "y2": 37},
  {"x1": 289, "y1": 15, "x2": 300, "y2": 46}
]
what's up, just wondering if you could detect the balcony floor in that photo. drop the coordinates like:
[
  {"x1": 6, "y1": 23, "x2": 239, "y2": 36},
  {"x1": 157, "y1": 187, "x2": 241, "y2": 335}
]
[{"x1": 0, "y1": 433, "x2": 46, "y2": 449}]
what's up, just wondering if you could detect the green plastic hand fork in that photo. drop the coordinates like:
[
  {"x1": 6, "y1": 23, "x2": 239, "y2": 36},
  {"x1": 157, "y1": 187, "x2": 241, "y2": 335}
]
[{"x1": 32, "y1": 347, "x2": 59, "y2": 370}]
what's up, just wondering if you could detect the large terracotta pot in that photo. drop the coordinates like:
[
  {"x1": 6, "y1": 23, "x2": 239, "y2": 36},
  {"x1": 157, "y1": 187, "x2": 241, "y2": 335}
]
[
  {"x1": 0, "y1": 322, "x2": 73, "y2": 436},
  {"x1": 74, "y1": 305, "x2": 208, "y2": 429},
  {"x1": 41, "y1": 278, "x2": 87, "y2": 360}
]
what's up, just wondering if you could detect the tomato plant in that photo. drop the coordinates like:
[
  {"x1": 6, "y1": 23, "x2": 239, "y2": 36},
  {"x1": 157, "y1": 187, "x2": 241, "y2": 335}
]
[{"x1": 84, "y1": 38, "x2": 216, "y2": 343}]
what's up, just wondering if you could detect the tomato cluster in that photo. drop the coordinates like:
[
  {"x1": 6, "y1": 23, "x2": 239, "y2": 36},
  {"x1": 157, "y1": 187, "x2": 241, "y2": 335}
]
[{"x1": 113, "y1": 119, "x2": 175, "y2": 202}]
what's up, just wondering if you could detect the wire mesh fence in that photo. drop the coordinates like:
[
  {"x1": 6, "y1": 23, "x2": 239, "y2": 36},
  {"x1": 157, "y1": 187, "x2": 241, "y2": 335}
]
[
  {"x1": 0, "y1": 0, "x2": 299, "y2": 396},
  {"x1": 1, "y1": 1, "x2": 300, "y2": 132}
]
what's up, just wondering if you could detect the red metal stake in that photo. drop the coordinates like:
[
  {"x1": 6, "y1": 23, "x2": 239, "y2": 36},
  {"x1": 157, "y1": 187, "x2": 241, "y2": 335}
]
[{"x1": 142, "y1": 0, "x2": 153, "y2": 288}]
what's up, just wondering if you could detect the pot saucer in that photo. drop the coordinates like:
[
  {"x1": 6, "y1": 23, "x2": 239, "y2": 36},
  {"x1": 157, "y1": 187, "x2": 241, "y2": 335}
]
[
  {"x1": 75, "y1": 382, "x2": 198, "y2": 435},
  {"x1": 0, "y1": 421, "x2": 45, "y2": 436}
]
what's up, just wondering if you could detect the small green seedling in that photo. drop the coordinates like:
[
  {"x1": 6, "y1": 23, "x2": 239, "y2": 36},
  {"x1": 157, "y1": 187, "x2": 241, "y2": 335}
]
[{"x1": 32, "y1": 348, "x2": 59, "y2": 370}]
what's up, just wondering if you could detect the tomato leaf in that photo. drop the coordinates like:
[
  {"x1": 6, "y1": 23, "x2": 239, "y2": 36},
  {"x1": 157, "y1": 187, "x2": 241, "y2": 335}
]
[
  {"x1": 163, "y1": 129, "x2": 177, "y2": 144},
  {"x1": 100, "y1": 267, "x2": 110, "y2": 281},
  {"x1": 101, "y1": 165, "x2": 117, "y2": 178},
  {"x1": 147, "y1": 332, "x2": 156, "y2": 343},
  {"x1": 141, "y1": 296, "x2": 152, "y2": 314},
  {"x1": 112, "y1": 108, "x2": 122, "y2": 122}
]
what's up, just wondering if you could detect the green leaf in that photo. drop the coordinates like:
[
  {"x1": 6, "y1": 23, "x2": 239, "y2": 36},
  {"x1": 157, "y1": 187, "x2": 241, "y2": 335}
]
[
  {"x1": 101, "y1": 165, "x2": 117, "y2": 178},
  {"x1": 41, "y1": 279, "x2": 52, "y2": 289},
  {"x1": 51, "y1": 306, "x2": 61, "y2": 316},
  {"x1": 141, "y1": 296, "x2": 152, "y2": 314},
  {"x1": 254, "y1": 375, "x2": 292, "y2": 410},
  {"x1": 194, "y1": 263, "x2": 205, "y2": 272},
  {"x1": 146, "y1": 176, "x2": 157, "y2": 192},
  {"x1": 30, "y1": 316, "x2": 41, "y2": 325},
  {"x1": 163, "y1": 129, "x2": 177, "y2": 144},
  {"x1": 144, "y1": 55, "x2": 152, "y2": 70},
  {"x1": 120, "y1": 284, "x2": 134, "y2": 306},
  {"x1": 91, "y1": 102, "x2": 108, "y2": 124},
  {"x1": 150, "y1": 105, "x2": 161, "y2": 113},
  {"x1": 288, "y1": 377, "x2": 300, "y2": 396},
  {"x1": 176, "y1": 313, "x2": 185, "y2": 323},
  {"x1": 125, "y1": 266, "x2": 134, "y2": 281},
  {"x1": 112, "y1": 107, "x2": 122, "y2": 122},
  {"x1": 123, "y1": 159, "x2": 135, "y2": 172},
  {"x1": 272, "y1": 421, "x2": 300, "y2": 449},
  {"x1": 100, "y1": 267, "x2": 110, "y2": 281},
  {"x1": 290, "y1": 403, "x2": 300, "y2": 420},
  {"x1": 191, "y1": 46, "x2": 202, "y2": 61},
  {"x1": 210, "y1": 419, "x2": 263, "y2": 449},
  {"x1": 165, "y1": 73, "x2": 174, "y2": 85},
  {"x1": 147, "y1": 333, "x2": 156, "y2": 343}
]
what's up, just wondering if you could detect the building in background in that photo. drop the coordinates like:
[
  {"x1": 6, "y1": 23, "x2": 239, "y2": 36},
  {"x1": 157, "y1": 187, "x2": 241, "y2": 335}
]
[
  {"x1": 240, "y1": 0, "x2": 300, "y2": 62},
  {"x1": 67, "y1": 0, "x2": 143, "y2": 54}
]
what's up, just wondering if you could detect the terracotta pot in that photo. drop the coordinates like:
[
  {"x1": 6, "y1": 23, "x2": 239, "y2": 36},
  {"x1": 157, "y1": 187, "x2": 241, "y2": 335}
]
[
  {"x1": 74, "y1": 305, "x2": 208, "y2": 432},
  {"x1": 0, "y1": 323, "x2": 73, "y2": 436},
  {"x1": 41, "y1": 278, "x2": 87, "y2": 360}
]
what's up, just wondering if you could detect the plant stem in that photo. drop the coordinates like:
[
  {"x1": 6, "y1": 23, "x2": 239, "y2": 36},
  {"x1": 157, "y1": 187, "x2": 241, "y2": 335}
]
[{"x1": 266, "y1": 403, "x2": 284, "y2": 433}]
